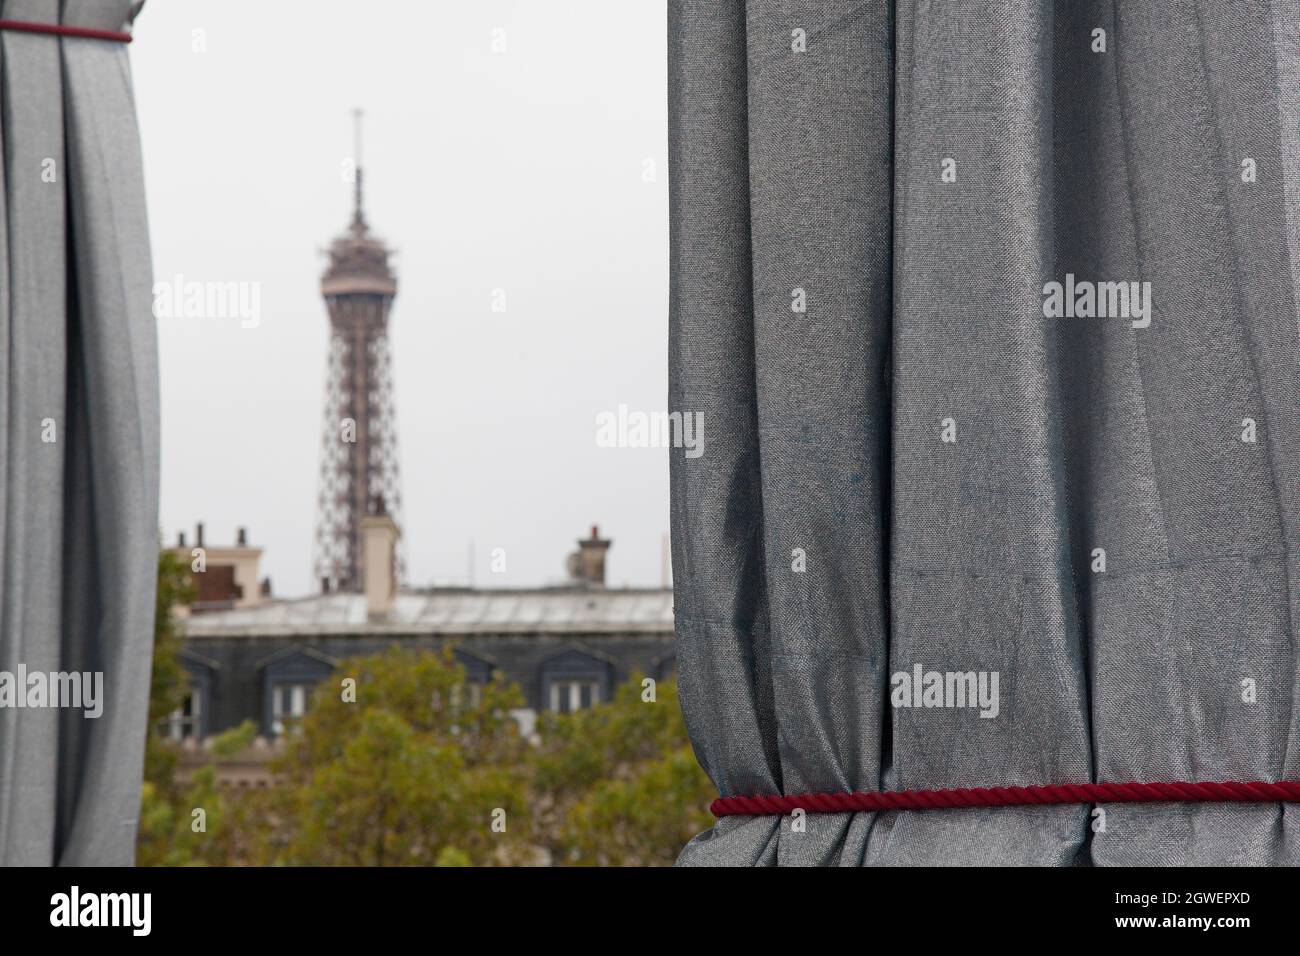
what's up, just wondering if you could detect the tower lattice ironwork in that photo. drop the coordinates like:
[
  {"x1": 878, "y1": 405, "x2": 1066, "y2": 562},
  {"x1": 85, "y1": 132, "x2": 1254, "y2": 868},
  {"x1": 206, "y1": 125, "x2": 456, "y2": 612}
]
[{"x1": 312, "y1": 111, "x2": 404, "y2": 592}]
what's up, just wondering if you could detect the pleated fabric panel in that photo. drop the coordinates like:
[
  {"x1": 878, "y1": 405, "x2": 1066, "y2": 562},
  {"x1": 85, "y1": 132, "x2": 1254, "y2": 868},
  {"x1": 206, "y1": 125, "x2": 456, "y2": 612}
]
[
  {"x1": 0, "y1": 0, "x2": 156, "y2": 866},
  {"x1": 670, "y1": 0, "x2": 1300, "y2": 865}
]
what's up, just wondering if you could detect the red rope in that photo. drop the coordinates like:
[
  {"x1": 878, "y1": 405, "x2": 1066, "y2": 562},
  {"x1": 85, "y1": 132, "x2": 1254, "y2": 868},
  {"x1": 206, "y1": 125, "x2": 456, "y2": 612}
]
[
  {"x1": 711, "y1": 780, "x2": 1300, "y2": 817},
  {"x1": 0, "y1": 20, "x2": 132, "y2": 43}
]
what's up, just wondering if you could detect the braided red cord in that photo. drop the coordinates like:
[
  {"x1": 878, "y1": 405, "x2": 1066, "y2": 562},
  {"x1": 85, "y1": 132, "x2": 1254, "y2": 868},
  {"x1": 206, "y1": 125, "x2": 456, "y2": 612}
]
[
  {"x1": 0, "y1": 20, "x2": 132, "y2": 43},
  {"x1": 710, "y1": 780, "x2": 1300, "y2": 817}
]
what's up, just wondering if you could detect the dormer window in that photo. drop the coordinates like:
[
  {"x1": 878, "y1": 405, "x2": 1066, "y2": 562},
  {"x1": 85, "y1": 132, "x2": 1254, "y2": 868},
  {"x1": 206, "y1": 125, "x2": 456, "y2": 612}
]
[
  {"x1": 549, "y1": 679, "x2": 601, "y2": 714},
  {"x1": 271, "y1": 682, "x2": 312, "y2": 736},
  {"x1": 162, "y1": 688, "x2": 203, "y2": 741},
  {"x1": 539, "y1": 647, "x2": 612, "y2": 714}
]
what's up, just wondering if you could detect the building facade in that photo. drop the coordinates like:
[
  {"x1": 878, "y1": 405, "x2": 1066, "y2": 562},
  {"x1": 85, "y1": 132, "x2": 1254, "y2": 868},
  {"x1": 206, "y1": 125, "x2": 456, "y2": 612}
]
[
  {"x1": 178, "y1": 585, "x2": 675, "y2": 743},
  {"x1": 168, "y1": 526, "x2": 675, "y2": 784}
]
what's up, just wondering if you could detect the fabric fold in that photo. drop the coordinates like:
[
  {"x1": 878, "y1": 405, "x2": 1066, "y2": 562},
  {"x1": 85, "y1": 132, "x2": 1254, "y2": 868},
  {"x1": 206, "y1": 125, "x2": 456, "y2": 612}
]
[
  {"x1": 0, "y1": 0, "x2": 156, "y2": 866},
  {"x1": 671, "y1": 0, "x2": 1300, "y2": 866}
]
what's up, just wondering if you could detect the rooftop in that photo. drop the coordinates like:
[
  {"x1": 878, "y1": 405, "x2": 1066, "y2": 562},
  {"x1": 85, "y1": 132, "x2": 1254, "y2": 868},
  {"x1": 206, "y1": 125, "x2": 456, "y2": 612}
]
[{"x1": 185, "y1": 587, "x2": 674, "y2": 638}]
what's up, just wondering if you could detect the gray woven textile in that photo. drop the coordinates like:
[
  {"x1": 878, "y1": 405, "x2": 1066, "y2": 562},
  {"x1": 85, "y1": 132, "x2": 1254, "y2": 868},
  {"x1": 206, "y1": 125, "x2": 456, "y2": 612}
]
[
  {"x1": 0, "y1": 0, "x2": 156, "y2": 865},
  {"x1": 669, "y1": 0, "x2": 1300, "y2": 865}
]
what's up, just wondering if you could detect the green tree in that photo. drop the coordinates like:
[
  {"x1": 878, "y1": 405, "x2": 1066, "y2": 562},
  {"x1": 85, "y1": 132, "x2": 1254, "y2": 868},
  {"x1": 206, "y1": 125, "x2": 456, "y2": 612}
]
[
  {"x1": 529, "y1": 675, "x2": 714, "y2": 865},
  {"x1": 137, "y1": 563, "x2": 714, "y2": 867},
  {"x1": 140, "y1": 545, "x2": 194, "y2": 791},
  {"x1": 267, "y1": 646, "x2": 531, "y2": 866},
  {"x1": 138, "y1": 547, "x2": 269, "y2": 865},
  {"x1": 137, "y1": 546, "x2": 197, "y2": 865}
]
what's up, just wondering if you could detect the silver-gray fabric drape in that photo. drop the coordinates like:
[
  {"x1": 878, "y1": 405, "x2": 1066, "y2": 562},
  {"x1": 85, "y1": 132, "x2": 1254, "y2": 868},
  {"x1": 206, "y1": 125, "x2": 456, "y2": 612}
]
[
  {"x1": 670, "y1": 0, "x2": 1300, "y2": 865},
  {"x1": 0, "y1": 0, "x2": 156, "y2": 865}
]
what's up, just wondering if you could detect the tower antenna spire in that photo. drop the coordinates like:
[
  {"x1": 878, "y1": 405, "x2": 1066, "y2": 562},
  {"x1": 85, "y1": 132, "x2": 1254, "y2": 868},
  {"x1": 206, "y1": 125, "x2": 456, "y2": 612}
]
[{"x1": 352, "y1": 107, "x2": 365, "y2": 229}]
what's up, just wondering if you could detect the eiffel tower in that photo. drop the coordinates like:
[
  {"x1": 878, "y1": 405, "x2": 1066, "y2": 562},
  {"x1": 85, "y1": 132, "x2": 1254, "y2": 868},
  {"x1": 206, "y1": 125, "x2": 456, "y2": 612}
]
[{"x1": 312, "y1": 110, "x2": 403, "y2": 592}]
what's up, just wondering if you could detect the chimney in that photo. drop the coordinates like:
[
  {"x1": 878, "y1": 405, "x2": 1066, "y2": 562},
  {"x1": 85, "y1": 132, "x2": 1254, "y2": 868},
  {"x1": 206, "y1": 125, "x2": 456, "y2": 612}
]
[
  {"x1": 237, "y1": 526, "x2": 248, "y2": 546},
  {"x1": 360, "y1": 510, "x2": 399, "y2": 619},
  {"x1": 195, "y1": 522, "x2": 205, "y2": 548},
  {"x1": 177, "y1": 530, "x2": 187, "y2": 549},
  {"x1": 574, "y1": 524, "x2": 611, "y2": 587}
]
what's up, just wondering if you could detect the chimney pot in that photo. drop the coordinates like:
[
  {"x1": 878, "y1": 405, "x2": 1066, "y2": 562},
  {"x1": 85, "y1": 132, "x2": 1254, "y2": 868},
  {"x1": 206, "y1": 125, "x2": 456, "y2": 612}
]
[
  {"x1": 196, "y1": 522, "x2": 205, "y2": 548},
  {"x1": 178, "y1": 531, "x2": 187, "y2": 548},
  {"x1": 360, "y1": 512, "x2": 399, "y2": 618},
  {"x1": 574, "y1": 525, "x2": 612, "y2": 587},
  {"x1": 237, "y1": 527, "x2": 247, "y2": 546}
]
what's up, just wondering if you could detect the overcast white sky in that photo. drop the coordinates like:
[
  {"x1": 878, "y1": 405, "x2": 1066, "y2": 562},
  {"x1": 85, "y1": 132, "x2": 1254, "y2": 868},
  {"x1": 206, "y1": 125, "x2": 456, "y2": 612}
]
[{"x1": 132, "y1": 1, "x2": 669, "y2": 597}]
